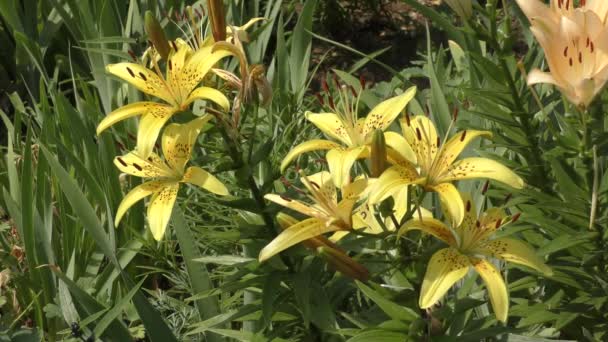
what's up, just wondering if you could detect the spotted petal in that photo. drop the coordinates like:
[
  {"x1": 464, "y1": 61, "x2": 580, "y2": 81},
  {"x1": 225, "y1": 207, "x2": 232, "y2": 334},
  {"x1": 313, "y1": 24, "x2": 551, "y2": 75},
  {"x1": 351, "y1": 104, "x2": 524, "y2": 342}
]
[
  {"x1": 438, "y1": 157, "x2": 525, "y2": 189},
  {"x1": 384, "y1": 131, "x2": 417, "y2": 164},
  {"x1": 114, "y1": 152, "x2": 173, "y2": 178},
  {"x1": 264, "y1": 194, "x2": 326, "y2": 220},
  {"x1": 429, "y1": 182, "x2": 465, "y2": 227},
  {"x1": 434, "y1": 130, "x2": 492, "y2": 172},
  {"x1": 259, "y1": 218, "x2": 342, "y2": 261},
  {"x1": 147, "y1": 182, "x2": 180, "y2": 240},
  {"x1": 106, "y1": 63, "x2": 175, "y2": 104},
  {"x1": 305, "y1": 112, "x2": 353, "y2": 146},
  {"x1": 182, "y1": 166, "x2": 229, "y2": 196},
  {"x1": 280, "y1": 140, "x2": 342, "y2": 172},
  {"x1": 184, "y1": 86, "x2": 231, "y2": 111},
  {"x1": 115, "y1": 180, "x2": 167, "y2": 226},
  {"x1": 478, "y1": 238, "x2": 553, "y2": 276},
  {"x1": 326, "y1": 146, "x2": 367, "y2": 187},
  {"x1": 162, "y1": 115, "x2": 213, "y2": 172},
  {"x1": 179, "y1": 47, "x2": 233, "y2": 96},
  {"x1": 398, "y1": 217, "x2": 456, "y2": 245},
  {"x1": 97, "y1": 102, "x2": 174, "y2": 135},
  {"x1": 360, "y1": 86, "x2": 416, "y2": 139},
  {"x1": 369, "y1": 164, "x2": 423, "y2": 204},
  {"x1": 137, "y1": 108, "x2": 179, "y2": 158},
  {"x1": 419, "y1": 248, "x2": 470, "y2": 309},
  {"x1": 401, "y1": 115, "x2": 439, "y2": 171},
  {"x1": 471, "y1": 258, "x2": 509, "y2": 323}
]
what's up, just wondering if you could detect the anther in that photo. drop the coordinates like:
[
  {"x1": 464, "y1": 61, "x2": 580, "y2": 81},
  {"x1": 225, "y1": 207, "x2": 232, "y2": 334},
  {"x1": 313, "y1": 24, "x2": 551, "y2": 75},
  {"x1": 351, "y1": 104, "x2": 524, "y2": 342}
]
[
  {"x1": 126, "y1": 67, "x2": 135, "y2": 77},
  {"x1": 322, "y1": 78, "x2": 330, "y2": 93},
  {"x1": 466, "y1": 200, "x2": 471, "y2": 212},
  {"x1": 436, "y1": 136, "x2": 441, "y2": 147},
  {"x1": 504, "y1": 193, "x2": 512, "y2": 204},
  {"x1": 511, "y1": 212, "x2": 521, "y2": 223},
  {"x1": 405, "y1": 114, "x2": 411, "y2": 126},
  {"x1": 116, "y1": 157, "x2": 128, "y2": 167},
  {"x1": 133, "y1": 163, "x2": 143, "y2": 171},
  {"x1": 416, "y1": 127, "x2": 422, "y2": 140},
  {"x1": 138, "y1": 72, "x2": 147, "y2": 81},
  {"x1": 310, "y1": 181, "x2": 321, "y2": 189},
  {"x1": 460, "y1": 130, "x2": 467, "y2": 142},
  {"x1": 349, "y1": 85, "x2": 358, "y2": 98},
  {"x1": 482, "y1": 180, "x2": 490, "y2": 195},
  {"x1": 315, "y1": 93, "x2": 325, "y2": 106},
  {"x1": 569, "y1": 58, "x2": 573, "y2": 66},
  {"x1": 280, "y1": 194, "x2": 292, "y2": 202},
  {"x1": 590, "y1": 41, "x2": 595, "y2": 53},
  {"x1": 128, "y1": 50, "x2": 137, "y2": 62},
  {"x1": 579, "y1": 52, "x2": 582, "y2": 63},
  {"x1": 495, "y1": 218, "x2": 502, "y2": 229},
  {"x1": 453, "y1": 107, "x2": 459, "y2": 121},
  {"x1": 359, "y1": 75, "x2": 366, "y2": 89},
  {"x1": 563, "y1": 46, "x2": 568, "y2": 57}
]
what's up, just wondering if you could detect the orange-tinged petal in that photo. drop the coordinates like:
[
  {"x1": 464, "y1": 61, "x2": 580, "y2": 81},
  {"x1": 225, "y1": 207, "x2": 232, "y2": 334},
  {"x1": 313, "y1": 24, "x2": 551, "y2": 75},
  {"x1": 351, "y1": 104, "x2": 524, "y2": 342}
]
[
  {"x1": 280, "y1": 139, "x2": 341, "y2": 172},
  {"x1": 419, "y1": 248, "x2": 470, "y2": 308},
  {"x1": 471, "y1": 258, "x2": 509, "y2": 323}
]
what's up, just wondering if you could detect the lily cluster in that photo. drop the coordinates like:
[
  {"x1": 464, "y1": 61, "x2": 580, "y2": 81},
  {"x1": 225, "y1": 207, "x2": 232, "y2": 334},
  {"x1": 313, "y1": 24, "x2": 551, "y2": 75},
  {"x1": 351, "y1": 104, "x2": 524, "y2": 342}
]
[
  {"x1": 97, "y1": 10, "x2": 260, "y2": 240},
  {"x1": 264, "y1": 75, "x2": 550, "y2": 322}
]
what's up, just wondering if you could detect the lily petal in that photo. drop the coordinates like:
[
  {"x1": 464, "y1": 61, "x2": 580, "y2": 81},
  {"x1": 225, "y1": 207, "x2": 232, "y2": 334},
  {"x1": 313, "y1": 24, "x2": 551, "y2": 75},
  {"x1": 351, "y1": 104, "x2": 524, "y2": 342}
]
[
  {"x1": 429, "y1": 182, "x2": 465, "y2": 227},
  {"x1": 147, "y1": 182, "x2": 180, "y2": 240},
  {"x1": 106, "y1": 63, "x2": 175, "y2": 104},
  {"x1": 280, "y1": 139, "x2": 342, "y2": 172},
  {"x1": 435, "y1": 130, "x2": 492, "y2": 171},
  {"x1": 259, "y1": 218, "x2": 341, "y2": 261},
  {"x1": 384, "y1": 131, "x2": 417, "y2": 164},
  {"x1": 97, "y1": 102, "x2": 174, "y2": 135},
  {"x1": 264, "y1": 194, "x2": 326, "y2": 220},
  {"x1": 184, "y1": 86, "x2": 231, "y2": 111},
  {"x1": 398, "y1": 217, "x2": 456, "y2": 245},
  {"x1": 369, "y1": 164, "x2": 423, "y2": 204},
  {"x1": 419, "y1": 248, "x2": 470, "y2": 308},
  {"x1": 305, "y1": 112, "x2": 353, "y2": 146},
  {"x1": 438, "y1": 157, "x2": 525, "y2": 189},
  {"x1": 180, "y1": 48, "x2": 233, "y2": 95},
  {"x1": 302, "y1": 171, "x2": 336, "y2": 203},
  {"x1": 137, "y1": 109, "x2": 178, "y2": 158},
  {"x1": 162, "y1": 115, "x2": 213, "y2": 172},
  {"x1": 114, "y1": 152, "x2": 173, "y2": 178},
  {"x1": 479, "y1": 238, "x2": 553, "y2": 276},
  {"x1": 401, "y1": 115, "x2": 439, "y2": 171},
  {"x1": 360, "y1": 86, "x2": 417, "y2": 139},
  {"x1": 326, "y1": 146, "x2": 367, "y2": 187},
  {"x1": 471, "y1": 258, "x2": 509, "y2": 323},
  {"x1": 115, "y1": 180, "x2": 166, "y2": 226},
  {"x1": 182, "y1": 166, "x2": 229, "y2": 196}
]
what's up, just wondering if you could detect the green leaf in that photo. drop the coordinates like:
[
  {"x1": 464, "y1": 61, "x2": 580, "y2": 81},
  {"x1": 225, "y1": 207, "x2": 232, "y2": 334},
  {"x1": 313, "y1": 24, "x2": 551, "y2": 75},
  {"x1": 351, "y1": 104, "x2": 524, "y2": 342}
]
[
  {"x1": 355, "y1": 281, "x2": 418, "y2": 322},
  {"x1": 347, "y1": 330, "x2": 409, "y2": 342}
]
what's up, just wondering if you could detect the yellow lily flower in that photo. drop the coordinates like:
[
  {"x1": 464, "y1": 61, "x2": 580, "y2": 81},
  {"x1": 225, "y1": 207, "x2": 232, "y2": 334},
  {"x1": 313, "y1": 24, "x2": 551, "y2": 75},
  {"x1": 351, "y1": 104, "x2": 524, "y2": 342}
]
[
  {"x1": 516, "y1": 0, "x2": 608, "y2": 107},
  {"x1": 114, "y1": 116, "x2": 228, "y2": 240},
  {"x1": 280, "y1": 86, "x2": 417, "y2": 187},
  {"x1": 259, "y1": 171, "x2": 366, "y2": 262},
  {"x1": 399, "y1": 194, "x2": 552, "y2": 322},
  {"x1": 97, "y1": 41, "x2": 232, "y2": 158},
  {"x1": 369, "y1": 115, "x2": 524, "y2": 226}
]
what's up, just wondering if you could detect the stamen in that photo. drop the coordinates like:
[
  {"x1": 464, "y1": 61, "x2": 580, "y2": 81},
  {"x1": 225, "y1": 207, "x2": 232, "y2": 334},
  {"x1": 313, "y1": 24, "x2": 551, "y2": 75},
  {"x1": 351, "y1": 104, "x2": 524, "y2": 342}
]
[
  {"x1": 465, "y1": 200, "x2": 471, "y2": 212},
  {"x1": 476, "y1": 220, "x2": 481, "y2": 228},
  {"x1": 280, "y1": 194, "x2": 293, "y2": 202},
  {"x1": 453, "y1": 107, "x2": 459, "y2": 121},
  {"x1": 328, "y1": 95, "x2": 336, "y2": 110},
  {"x1": 436, "y1": 136, "x2": 441, "y2": 147},
  {"x1": 359, "y1": 75, "x2": 366, "y2": 89},
  {"x1": 332, "y1": 73, "x2": 340, "y2": 90},
  {"x1": 460, "y1": 130, "x2": 467, "y2": 142},
  {"x1": 315, "y1": 93, "x2": 325, "y2": 106},
  {"x1": 563, "y1": 46, "x2": 568, "y2": 57},
  {"x1": 511, "y1": 213, "x2": 521, "y2": 223},
  {"x1": 322, "y1": 78, "x2": 330, "y2": 93},
  {"x1": 128, "y1": 50, "x2": 137, "y2": 62},
  {"x1": 416, "y1": 127, "x2": 422, "y2": 140},
  {"x1": 405, "y1": 114, "x2": 411, "y2": 126},
  {"x1": 495, "y1": 218, "x2": 502, "y2": 229},
  {"x1": 504, "y1": 193, "x2": 512, "y2": 204},
  {"x1": 482, "y1": 180, "x2": 490, "y2": 195},
  {"x1": 310, "y1": 181, "x2": 321, "y2": 189},
  {"x1": 171, "y1": 40, "x2": 178, "y2": 51},
  {"x1": 349, "y1": 85, "x2": 358, "y2": 98},
  {"x1": 579, "y1": 52, "x2": 582, "y2": 63},
  {"x1": 590, "y1": 41, "x2": 595, "y2": 53},
  {"x1": 569, "y1": 58, "x2": 573, "y2": 66}
]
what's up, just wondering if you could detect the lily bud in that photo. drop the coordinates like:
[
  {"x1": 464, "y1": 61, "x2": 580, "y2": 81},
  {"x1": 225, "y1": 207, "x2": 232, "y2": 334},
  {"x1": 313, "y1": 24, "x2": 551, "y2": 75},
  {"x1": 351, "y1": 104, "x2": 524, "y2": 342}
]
[
  {"x1": 370, "y1": 129, "x2": 387, "y2": 178},
  {"x1": 317, "y1": 246, "x2": 369, "y2": 281},
  {"x1": 144, "y1": 11, "x2": 170, "y2": 60},
  {"x1": 207, "y1": 0, "x2": 227, "y2": 42},
  {"x1": 444, "y1": 0, "x2": 472, "y2": 20}
]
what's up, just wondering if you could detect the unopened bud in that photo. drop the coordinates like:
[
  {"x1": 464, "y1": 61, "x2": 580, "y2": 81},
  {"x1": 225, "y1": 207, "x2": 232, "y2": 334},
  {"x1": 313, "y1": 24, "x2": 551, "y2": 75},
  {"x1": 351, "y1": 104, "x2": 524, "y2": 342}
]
[
  {"x1": 207, "y1": 0, "x2": 227, "y2": 42},
  {"x1": 444, "y1": 0, "x2": 472, "y2": 20},
  {"x1": 317, "y1": 246, "x2": 369, "y2": 281},
  {"x1": 370, "y1": 129, "x2": 387, "y2": 177},
  {"x1": 144, "y1": 11, "x2": 170, "y2": 60}
]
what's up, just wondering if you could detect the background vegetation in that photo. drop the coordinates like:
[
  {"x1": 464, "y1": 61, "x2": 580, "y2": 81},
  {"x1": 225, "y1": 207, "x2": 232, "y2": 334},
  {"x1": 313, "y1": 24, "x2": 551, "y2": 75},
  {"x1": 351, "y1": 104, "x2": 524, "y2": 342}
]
[{"x1": 0, "y1": 0, "x2": 606, "y2": 341}]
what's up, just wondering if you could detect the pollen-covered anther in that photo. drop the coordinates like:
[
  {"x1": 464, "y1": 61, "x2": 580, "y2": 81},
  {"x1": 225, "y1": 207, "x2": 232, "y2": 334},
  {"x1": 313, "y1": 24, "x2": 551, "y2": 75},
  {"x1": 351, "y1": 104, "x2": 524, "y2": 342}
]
[
  {"x1": 465, "y1": 200, "x2": 471, "y2": 212},
  {"x1": 511, "y1": 212, "x2": 521, "y2": 223},
  {"x1": 495, "y1": 218, "x2": 502, "y2": 229},
  {"x1": 416, "y1": 127, "x2": 422, "y2": 140},
  {"x1": 280, "y1": 194, "x2": 293, "y2": 202},
  {"x1": 460, "y1": 130, "x2": 467, "y2": 142},
  {"x1": 482, "y1": 180, "x2": 490, "y2": 195}
]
